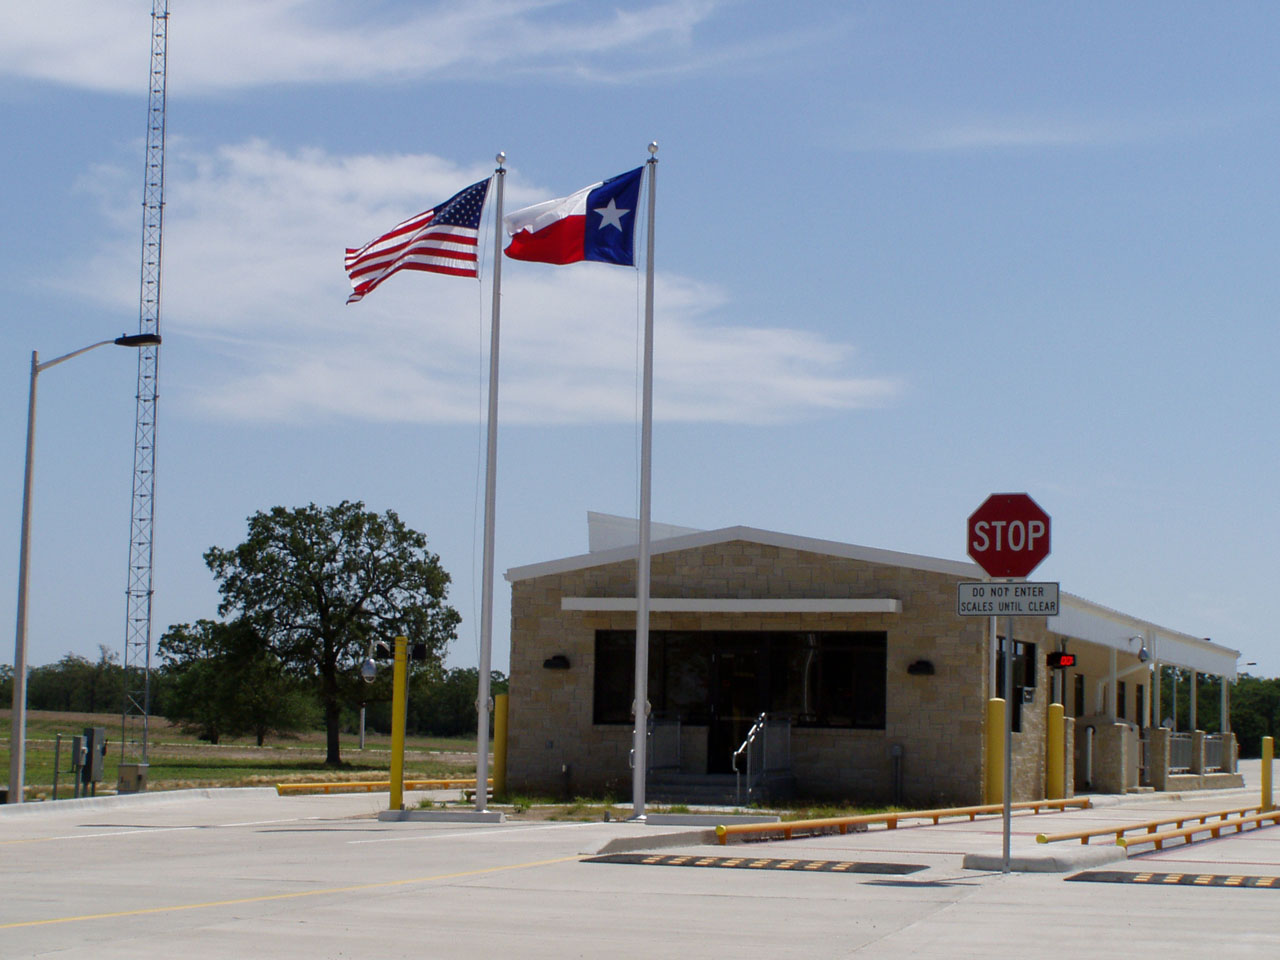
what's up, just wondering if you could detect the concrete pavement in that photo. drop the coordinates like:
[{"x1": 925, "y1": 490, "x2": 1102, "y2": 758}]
[{"x1": 1, "y1": 769, "x2": 1277, "y2": 959}]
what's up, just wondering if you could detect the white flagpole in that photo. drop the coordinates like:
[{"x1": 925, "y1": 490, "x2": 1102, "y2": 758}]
[
  {"x1": 631, "y1": 142, "x2": 659, "y2": 817},
  {"x1": 476, "y1": 153, "x2": 506, "y2": 812}
]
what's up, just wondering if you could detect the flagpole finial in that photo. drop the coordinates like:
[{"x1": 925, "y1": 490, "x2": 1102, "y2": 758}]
[
  {"x1": 648, "y1": 141, "x2": 659, "y2": 156},
  {"x1": 496, "y1": 151, "x2": 506, "y2": 167}
]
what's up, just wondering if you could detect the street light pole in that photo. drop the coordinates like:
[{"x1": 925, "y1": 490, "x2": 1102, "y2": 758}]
[{"x1": 8, "y1": 334, "x2": 160, "y2": 804}]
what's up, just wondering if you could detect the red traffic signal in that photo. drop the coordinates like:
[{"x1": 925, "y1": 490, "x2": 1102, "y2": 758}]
[{"x1": 1047, "y1": 652, "x2": 1076, "y2": 669}]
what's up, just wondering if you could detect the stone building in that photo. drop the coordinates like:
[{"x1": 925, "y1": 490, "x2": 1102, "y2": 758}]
[{"x1": 503, "y1": 514, "x2": 1241, "y2": 806}]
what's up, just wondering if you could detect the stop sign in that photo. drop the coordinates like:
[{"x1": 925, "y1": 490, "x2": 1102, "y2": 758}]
[{"x1": 967, "y1": 493, "x2": 1051, "y2": 578}]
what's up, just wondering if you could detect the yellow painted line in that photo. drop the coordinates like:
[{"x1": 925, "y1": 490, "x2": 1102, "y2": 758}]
[{"x1": 0, "y1": 854, "x2": 582, "y2": 930}]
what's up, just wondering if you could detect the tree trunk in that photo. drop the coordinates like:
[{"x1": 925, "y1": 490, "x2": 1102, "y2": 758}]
[{"x1": 325, "y1": 700, "x2": 341, "y2": 764}]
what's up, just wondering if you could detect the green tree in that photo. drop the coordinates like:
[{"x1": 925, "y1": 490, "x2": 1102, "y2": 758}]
[
  {"x1": 204, "y1": 501, "x2": 460, "y2": 764},
  {"x1": 26, "y1": 646, "x2": 124, "y2": 713},
  {"x1": 1230, "y1": 674, "x2": 1280, "y2": 757},
  {"x1": 409, "y1": 667, "x2": 508, "y2": 737},
  {"x1": 158, "y1": 619, "x2": 315, "y2": 745}
]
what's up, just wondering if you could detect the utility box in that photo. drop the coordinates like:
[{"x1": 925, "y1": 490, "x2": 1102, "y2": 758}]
[
  {"x1": 82, "y1": 727, "x2": 106, "y2": 787},
  {"x1": 118, "y1": 763, "x2": 149, "y2": 794}
]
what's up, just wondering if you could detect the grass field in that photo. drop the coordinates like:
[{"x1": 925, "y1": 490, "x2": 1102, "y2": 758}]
[{"x1": 1, "y1": 709, "x2": 479, "y2": 800}]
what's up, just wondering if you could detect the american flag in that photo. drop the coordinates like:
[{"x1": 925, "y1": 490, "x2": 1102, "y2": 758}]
[{"x1": 344, "y1": 178, "x2": 491, "y2": 303}]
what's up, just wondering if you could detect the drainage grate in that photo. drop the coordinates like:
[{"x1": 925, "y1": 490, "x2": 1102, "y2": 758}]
[
  {"x1": 585, "y1": 853, "x2": 926, "y2": 874},
  {"x1": 1067, "y1": 870, "x2": 1280, "y2": 889}
]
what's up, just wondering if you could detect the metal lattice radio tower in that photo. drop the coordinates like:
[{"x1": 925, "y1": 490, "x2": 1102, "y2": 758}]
[{"x1": 120, "y1": 0, "x2": 168, "y2": 765}]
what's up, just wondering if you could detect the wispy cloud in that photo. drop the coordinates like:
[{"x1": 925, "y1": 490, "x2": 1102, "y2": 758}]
[
  {"x1": 64, "y1": 140, "x2": 899, "y2": 426},
  {"x1": 849, "y1": 108, "x2": 1214, "y2": 153},
  {"x1": 0, "y1": 0, "x2": 737, "y2": 95}
]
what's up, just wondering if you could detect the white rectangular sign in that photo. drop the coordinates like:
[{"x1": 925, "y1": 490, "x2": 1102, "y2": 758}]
[{"x1": 956, "y1": 581, "x2": 1059, "y2": 617}]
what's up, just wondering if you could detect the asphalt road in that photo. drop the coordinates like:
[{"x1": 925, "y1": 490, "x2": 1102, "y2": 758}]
[{"x1": 2, "y1": 768, "x2": 1277, "y2": 959}]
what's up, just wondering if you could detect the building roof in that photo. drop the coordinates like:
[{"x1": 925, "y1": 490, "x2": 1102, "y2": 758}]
[{"x1": 505, "y1": 513, "x2": 1241, "y2": 679}]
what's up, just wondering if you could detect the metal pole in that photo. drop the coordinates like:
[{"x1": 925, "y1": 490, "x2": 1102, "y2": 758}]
[
  {"x1": 475, "y1": 156, "x2": 505, "y2": 813},
  {"x1": 8, "y1": 352, "x2": 39, "y2": 804},
  {"x1": 389, "y1": 636, "x2": 407, "y2": 811},
  {"x1": 632, "y1": 144, "x2": 658, "y2": 818},
  {"x1": 1190, "y1": 670, "x2": 1198, "y2": 731},
  {"x1": 359, "y1": 703, "x2": 366, "y2": 750},
  {"x1": 988, "y1": 615, "x2": 997, "y2": 696},
  {"x1": 1222, "y1": 676, "x2": 1230, "y2": 734},
  {"x1": 52, "y1": 733, "x2": 61, "y2": 801},
  {"x1": 1002, "y1": 613, "x2": 1013, "y2": 873},
  {"x1": 7, "y1": 337, "x2": 149, "y2": 804}
]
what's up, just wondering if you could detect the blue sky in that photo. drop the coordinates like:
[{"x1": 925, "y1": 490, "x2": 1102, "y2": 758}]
[{"x1": 2, "y1": 1, "x2": 1277, "y2": 680}]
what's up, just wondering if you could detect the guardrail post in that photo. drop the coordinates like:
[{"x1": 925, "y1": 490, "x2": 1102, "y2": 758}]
[
  {"x1": 985, "y1": 699, "x2": 1005, "y2": 804},
  {"x1": 1046, "y1": 703, "x2": 1065, "y2": 800},
  {"x1": 389, "y1": 636, "x2": 408, "y2": 811},
  {"x1": 1263, "y1": 736, "x2": 1274, "y2": 812}
]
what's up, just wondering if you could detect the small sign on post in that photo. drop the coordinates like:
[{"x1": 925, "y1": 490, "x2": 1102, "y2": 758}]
[
  {"x1": 956, "y1": 581, "x2": 1059, "y2": 617},
  {"x1": 963, "y1": 492, "x2": 1053, "y2": 877}
]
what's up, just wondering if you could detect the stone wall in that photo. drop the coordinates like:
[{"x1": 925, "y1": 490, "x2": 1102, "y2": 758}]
[{"x1": 508, "y1": 540, "x2": 1021, "y2": 806}]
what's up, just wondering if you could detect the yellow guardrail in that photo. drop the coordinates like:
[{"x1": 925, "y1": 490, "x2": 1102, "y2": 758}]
[
  {"x1": 1036, "y1": 805, "x2": 1262, "y2": 846},
  {"x1": 1116, "y1": 810, "x2": 1280, "y2": 850},
  {"x1": 275, "y1": 778, "x2": 488, "y2": 796},
  {"x1": 715, "y1": 797, "x2": 1090, "y2": 845}
]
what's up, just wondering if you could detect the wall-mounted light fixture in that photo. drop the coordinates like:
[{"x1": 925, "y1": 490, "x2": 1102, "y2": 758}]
[
  {"x1": 1128, "y1": 635, "x2": 1151, "y2": 663},
  {"x1": 543, "y1": 654, "x2": 571, "y2": 670},
  {"x1": 907, "y1": 659, "x2": 935, "y2": 676}
]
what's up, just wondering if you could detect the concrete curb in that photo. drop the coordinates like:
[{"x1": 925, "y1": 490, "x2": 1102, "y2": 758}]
[
  {"x1": 644, "y1": 813, "x2": 780, "y2": 827},
  {"x1": 592, "y1": 829, "x2": 718, "y2": 855},
  {"x1": 0, "y1": 786, "x2": 278, "y2": 817},
  {"x1": 962, "y1": 843, "x2": 1127, "y2": 873}
]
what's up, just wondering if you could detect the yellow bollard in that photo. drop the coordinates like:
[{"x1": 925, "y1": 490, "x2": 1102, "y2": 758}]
[
  {"x1": 985, "y1": 698, "x2": 1005, "y2": 805},
  {"x1": 389, "y1": 636, "x2": 408, "y2": 812},
  {"x1": 1263, "y1": 736, "x2": 1274, "y2": 813},
  {"x1": 1046, "y1": 703, "x2": 1065, "y2": 800},
  {"x1": 492, "y1": 693, "x2": 509, "y2": 798}
]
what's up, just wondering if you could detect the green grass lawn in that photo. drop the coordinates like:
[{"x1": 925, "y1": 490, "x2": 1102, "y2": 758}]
[{"x1": 2, "y1": 709, "x2": 481, "y2": 800}]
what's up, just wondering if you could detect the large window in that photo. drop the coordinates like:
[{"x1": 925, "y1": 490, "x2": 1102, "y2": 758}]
[{"x1": 592, "y1": 630, "x2": 887, "y2": 729}]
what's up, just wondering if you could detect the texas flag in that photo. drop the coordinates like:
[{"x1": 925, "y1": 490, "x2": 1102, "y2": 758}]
[{"x1": 503, "y1": 167, "x2": 643, "y2": 266}]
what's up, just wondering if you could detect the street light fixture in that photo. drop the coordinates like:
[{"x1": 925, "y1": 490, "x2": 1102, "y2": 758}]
[{"x1": 7, "y1": 333, "x2": 161, "y2": 804}]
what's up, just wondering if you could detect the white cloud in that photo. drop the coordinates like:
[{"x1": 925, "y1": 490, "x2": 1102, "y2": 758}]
[
  {"x1": 0, "y1": 0, "x2": 729, "y2": 95},
  {"x1": 65, "y1": 139, "x2": 900, "y2": 425}
]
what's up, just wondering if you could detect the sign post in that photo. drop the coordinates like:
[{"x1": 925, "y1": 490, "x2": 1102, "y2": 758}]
[{"x1": 964, "y1": 493, "x2": 1052, "y2": 874}]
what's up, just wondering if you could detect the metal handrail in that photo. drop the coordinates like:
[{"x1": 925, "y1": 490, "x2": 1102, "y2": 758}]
[{"x1": 732, "y1": 712, "x2": 768, "y2": 804}]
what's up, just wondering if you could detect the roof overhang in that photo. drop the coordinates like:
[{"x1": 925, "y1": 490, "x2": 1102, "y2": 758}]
[
  {"x1": 506, "y1": 524, "x2": 980, "y2": 583},
  {"x1": 1049, "y1": 594, "x2": 1239, "y2": 680}
]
